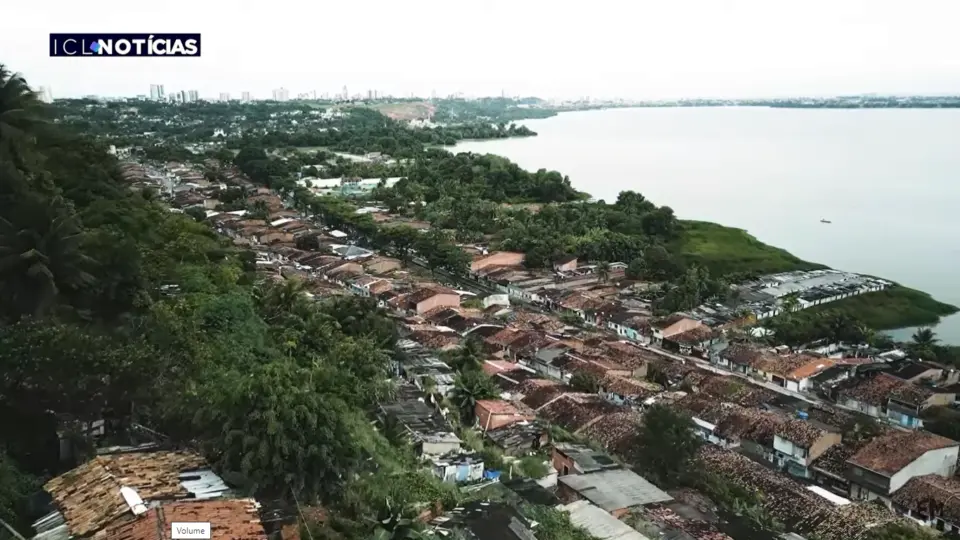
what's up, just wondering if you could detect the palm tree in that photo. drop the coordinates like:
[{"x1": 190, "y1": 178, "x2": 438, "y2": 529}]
[
  {"x1": 855, "y1": 323, "x2": 875, "y2": 347},
  {"x1": 912, "y1": 327, "x2": 939, "y2": 348},
  {"x1": 780, "y1": 294, "x2": 800, "y2": 315},
  {"x1": 451, "y1": 371, "x2": 499, "y2": 426},
  {"x1": 255, "y1": 278, "x2": 308, "y2": 322},
  {"x1": 0, "y1": 64, "x2": 46, "y2": 167},
  {"x1": 596, "y1": 262, "x2": 610, "y2": 284},
  {"x1": 0, "y1": 204, "x2": 94, "y2": 319},
  {"x1": 909, "y1": 327, "x2": 940, "y2": 361},
  {"x1": 448, "y1": 336, "x2": 484, "y2": 372}
]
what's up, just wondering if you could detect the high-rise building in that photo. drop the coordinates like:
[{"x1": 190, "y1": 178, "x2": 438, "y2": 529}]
[
  {"x1": 149, "y1": 84, "x2": 165, "y2": 100},
  {"x1": 219, "y1": 92, "x2": 230, "y2": 102},
  {"x1": 241, "y1": 91, "x2": 252, "y2": 102},
  {"x1": 37, "y1": 86, "x2": 53, "y2": 103},
  {"x1": 272, "y1": 88, "x2": 289, "y2": 101},
  {"x1": 187, "y1": 90, "x2": 200, "y2": 102}
]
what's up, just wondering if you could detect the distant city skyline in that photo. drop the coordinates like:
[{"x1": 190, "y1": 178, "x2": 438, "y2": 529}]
[
  {"x1": 91, "y1": 82, "x2": 960, "y2": 104},
  {"x1": 9, "y1": 0, "x2": 960, "y2": 100}
]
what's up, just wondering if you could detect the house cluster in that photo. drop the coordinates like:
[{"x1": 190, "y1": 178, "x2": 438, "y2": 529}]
[
  {"x1": 662, "y1": 361, "x2": 960, "y2": 537},
  {"x1": 712, "y1": 343, "x2": 960, "y2": 430},
  {"x1": 297, "y1": 176, "x2": 402, "y2": 198},
  {"x1": 734, "y1": 269, "x2": 893, "y2": 319},
  {"x1": 156, "y1": 160, "x2": 960, "y2": 540},
  {"x1": 465, "y1": 251, "x2": 753, "y2": 357},
  {"x1": 464, "y1": 252, "x2": 892, "y2": 352},
  {"x1": 28, "y1": 445, "x2": 300, "y2": 540}
]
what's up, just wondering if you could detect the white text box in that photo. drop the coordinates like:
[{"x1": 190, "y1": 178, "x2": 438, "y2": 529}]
[{"x1": 171, "y1": 522, "x2": 211, "y2": 539}]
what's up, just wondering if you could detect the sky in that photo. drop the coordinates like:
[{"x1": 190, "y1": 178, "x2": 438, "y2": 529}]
[{"x1": 5, "y1": 0, "x2": 960, "y2": 100}]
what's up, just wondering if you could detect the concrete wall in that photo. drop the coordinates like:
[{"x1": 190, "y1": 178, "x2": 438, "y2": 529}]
[
  {"x1": 890, "y1": 446, "x2": 960, "y2": 494},
  {"x1": 416, "y1": 293, "x2": 460, "y2": 314},
  {"x1": 476, "y1": 405, "x2": 533, "y2": 431},
  {"x1": 657, "y1": 318, "x2": 702, "y2": 340},
  {"x1": 808, "y1": 432, "x2": 843, "y2": 464}
]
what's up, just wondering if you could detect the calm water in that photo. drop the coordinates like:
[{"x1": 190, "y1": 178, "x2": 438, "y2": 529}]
[{"x1": 454, "y1": 107, "x2": 960, "y2": 344}]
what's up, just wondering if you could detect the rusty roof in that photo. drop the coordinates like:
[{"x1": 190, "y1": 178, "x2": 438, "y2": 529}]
[
  {"x1": 520, "y1": 383, "x2": 570, "y2": 410},
  {"x1": 651, "y1": 314, "x2": 689, "y2": 330},
  {"x1": 839, "y1": 372, "x2": 933, "y2": 407},
  {"x1": 485, "y1": 327, "x2": 522, "y2": 347},
  {"x1": 538, "y1": 394, "x2": 621, "y2": 432},
  {"x1": 891, "y1": 475, "x2": 960, "y2": 523},
  {"x1": 578, "y1": 412, "x2": 644, "y2": 461},
  {"x1": 695, "y1": 446, "x2": 903, "y2": 539},
  {"x1": 476, "y1": 399, "x2": 530, "y2": 416},
  {"x1": 405, "y1": 286, "x2": 457, "y2": 306},
  {"x1": 368, "y1": 280, "x2": 394, "y2": 295},
  {"x1": 715, "y1": 408, "x2": 786, "y2": 446},
  {"x1": 103, "y1": 499, "x2": 267, "y2": 540},
  {"x1": 668, "y1": 326, "x2": 718, "y2": 345},
  {"x1": 775, "y1": 418, "x2": 830, "y2": 448},
  {"x1": 601, "y1": 375, "x2": 662, "y2": 399},
  {"x1": 847, "y1": 430, "x2": 958, "y2": 476},
  {"x1": 697, "y1": 374, "x2": 778, "y2": 407},
  {"x1": 44, "y1": 451, "x2": 209, "y2": 537}
]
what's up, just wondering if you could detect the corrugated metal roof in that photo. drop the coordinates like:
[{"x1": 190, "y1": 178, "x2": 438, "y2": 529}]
[
  {"x1": 179, "y1": 469, "x2": 232, "y2": 499},
  {"x1": 31, "y1": 511, "x2": 69, "y2": 540}
]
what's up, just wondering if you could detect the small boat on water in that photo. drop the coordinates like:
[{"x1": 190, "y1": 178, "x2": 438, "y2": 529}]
[{"x1": 820, "y1": 218, "x2": 832, "y2": 224}]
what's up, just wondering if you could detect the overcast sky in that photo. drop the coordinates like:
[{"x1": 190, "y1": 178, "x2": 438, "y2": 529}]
[{"x1": 5, "y1": 0, "x2": 960, "y2": 100}]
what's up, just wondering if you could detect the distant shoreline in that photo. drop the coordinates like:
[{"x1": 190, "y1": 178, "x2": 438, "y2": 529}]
[{"x1": 451, "y1": 115, "x2": 960, "y2": 336}]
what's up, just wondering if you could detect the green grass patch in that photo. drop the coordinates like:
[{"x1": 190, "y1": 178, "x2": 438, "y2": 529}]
[
  {"x1": 673, "y1": 220, "x2": 826, "y2": 277},
  {"x1": 809, "y1": 285, "x2": 959, "y2": 330}
]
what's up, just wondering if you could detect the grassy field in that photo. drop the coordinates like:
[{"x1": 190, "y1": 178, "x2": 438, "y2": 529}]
[
  {"x1": 673, "y1": 220, "x2": 958, "y2": 330},
  {"x1": 808, "y1": 285, "x2": 959, "y2": 330},
  {"x1": 674, "y1": 220, "x2": 826, "y2": 276}
]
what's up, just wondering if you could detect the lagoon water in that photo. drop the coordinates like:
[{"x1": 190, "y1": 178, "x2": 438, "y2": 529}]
[{"x1": 453, "y1": 107, "x2": 960, "y2": 344}]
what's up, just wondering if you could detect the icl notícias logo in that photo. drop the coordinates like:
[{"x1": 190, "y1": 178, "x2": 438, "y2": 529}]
[{"x1": 49, "y1": 33, "x2": 202, "y2": 57}]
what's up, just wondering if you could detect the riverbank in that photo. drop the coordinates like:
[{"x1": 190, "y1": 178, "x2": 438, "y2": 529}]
[
  {"x1": 808, "y1": 285, "x2": 958, "y2": 331},
  {"x1": 672, "y1": 221, "x2": 958, "y2": 330},
  {"x1": 451, "y1": 107, "x2": 960, "y2": 336}
]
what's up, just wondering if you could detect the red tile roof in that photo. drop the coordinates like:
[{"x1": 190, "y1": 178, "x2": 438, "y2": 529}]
[
  {"x1": 477, "y1": 400, "x2": 524, "y2": 416},
  {"x1": 892, "y1": 475, "x2": 960, "y2": 523},
  {"x1": 104, "y1": 499, "x2": 267, "y2": 540},
  {"x1": 840, "y1": 373, "x2": 934, "y2": 407},
  {"x1": 848, "y1": 430, "x2": 958, "y2": 476},
  {"x1": 43, "y1": 451, "x2": 209, "y2": 537}
]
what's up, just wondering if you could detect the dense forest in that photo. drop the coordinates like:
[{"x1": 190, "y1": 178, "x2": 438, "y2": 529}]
[
  {"x1": 0, "y1": 65, "x2": 485, "y2": 539},
  {"x1": 52, "y1": 99, "x2": 536, "y2": 157}
]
